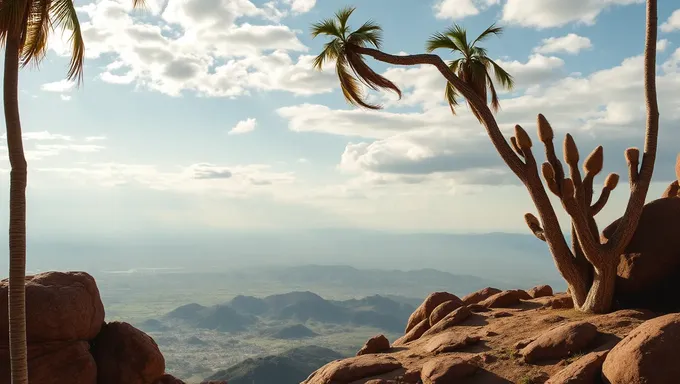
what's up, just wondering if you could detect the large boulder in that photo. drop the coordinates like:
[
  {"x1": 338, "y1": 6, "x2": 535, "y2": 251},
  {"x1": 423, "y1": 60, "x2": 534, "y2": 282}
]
[
  {"x1": 0, "y1": 271, "x2": 105, "y2": 344},
  {"x1": 92, "y1": 321, "x2": 165, "y2": 384},
  {"x1": 301, "y1": 355, "x2": 402, "y2": 384},
  {"x1": 0, "y1": 341, "x2": 96, "y2": 384},
  {"x1": 357, "y1": 334, "x2": 391, "y2": 356},
  {"x1": 404, "y1": 292, "x2": 462, "y2": 334},
  {"x1": 520, "y1": 322, "x2": 599, "y2": 363},
  {"x1": 461, "y1": 287, "x2": 501, "y2": 305},
  {"x1": 602, "y1": 197, "x2": 680, "y2": 312},
  {"x1": 602, "y1": 313, "x2": 680, "y2": 384}
]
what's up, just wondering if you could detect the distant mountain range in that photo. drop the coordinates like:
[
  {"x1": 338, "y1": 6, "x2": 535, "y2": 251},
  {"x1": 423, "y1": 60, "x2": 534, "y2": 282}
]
[
  {"x1": 204, "y1": 345, "x2": 343, "y2": 384},
  {"x1": 11, "y1": 230, "x2": 565, "y2": 289},
  {"x1": 155, "y1": 291, "x2": 417, "y2": 334}
]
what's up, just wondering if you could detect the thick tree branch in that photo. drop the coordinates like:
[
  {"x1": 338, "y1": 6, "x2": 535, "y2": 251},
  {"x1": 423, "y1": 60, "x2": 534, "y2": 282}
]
[
  {"x1": 608, "y1": 0, "x2": 659, "y2": 254},
  {"x1": 349, "y1": 44, "x2": 527, "y2": 181}
]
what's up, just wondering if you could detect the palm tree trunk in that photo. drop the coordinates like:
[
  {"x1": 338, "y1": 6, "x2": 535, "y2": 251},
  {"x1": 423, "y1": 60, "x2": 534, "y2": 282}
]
[{"x1": 4, "y1": 33, "x2": 29, "y2": 384}]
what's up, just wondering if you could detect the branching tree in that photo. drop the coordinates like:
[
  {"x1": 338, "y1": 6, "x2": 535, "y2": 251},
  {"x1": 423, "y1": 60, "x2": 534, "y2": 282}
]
[
  {"x1": 312, "y1": 0, "x2": 660, "y2": 314},
  {"x1": 0, "y1": 0, "x2": 144, "y2": 382}
]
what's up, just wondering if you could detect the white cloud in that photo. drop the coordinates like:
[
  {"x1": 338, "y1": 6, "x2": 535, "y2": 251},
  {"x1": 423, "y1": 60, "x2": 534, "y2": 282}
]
[
  {"x1": 434, "y1": 0, "x2": 499, "y2": 20},
  {"x1": 45, "y1": 0, "x2": 335, "y2": 99},
  {"x1": 60, "y1": 95, "x2": 72, "y2": 101},
  {"x1": 228, "y1": 118, "x2": 257, "y2": 135},
  {"x1": 283, "y1": 0, "x2": 316, "y2": 13},
  {"x1": 657, "y1": 39, "x2": 670, "y2": 52},
  {"x1": 38, "y1": 162, "x2": 295, "y2": 195},
  {"x1": 278, "y1": 49, "x2": 680, "y2": 189},
  {"x1": 661, "y1": 9, "x2": 680, "y2": 32},
  {"x1": 41, "y1": 80, "x2": 75, "y2": 92},
  {"x1": 85, "y1": 136, "x2": 108, "y2": 142},
  {"x1": 534, "y1": 34, "x2": 593, "y2": 55},
  {"x1": 501, "y1": 0, "x2": 643, "y2": 28}
]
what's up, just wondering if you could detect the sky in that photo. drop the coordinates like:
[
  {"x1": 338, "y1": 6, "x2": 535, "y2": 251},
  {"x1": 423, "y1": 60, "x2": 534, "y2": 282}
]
[{"x1": 0, "y1": 0, "x2": 679, "y2": 240}]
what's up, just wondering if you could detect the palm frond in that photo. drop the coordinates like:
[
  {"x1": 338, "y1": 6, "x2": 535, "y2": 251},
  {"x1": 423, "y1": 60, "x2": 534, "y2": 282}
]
[
  {"x1": 470, "y1": 45, "x2": 488, "y2": 59},
  {"x1": 336, "y1": 58, "x2": 381, "y2": 110},
  {"x1": 132, "y1": 0, "x2": 146, "y2": 8},
  {"x1": 0, "y1": 0, "x2": 31, "y2": 45},
  {"x1": 445, "y1": 24, "x2": 470, "y2": 56},
  {"x1": 335, "y1": 6, "x2": 355, "y2": 36},
  {"x1": 311, "y1": 17, "x2": 342, "y2": 38},
  {"x1": 485, "y1": 70, "x2": 501, "y2": 112},
  {"x1": 20, "y1": 0, "x2": 51, "y2": 67},
  {"x1": 50, "y1": 0, "x2": 84, "y2": 84},
  {"x1": 471, "y1": 22, "x2": 503, "y2": 47},
  {"x1": 345, "y1": 48, "x2": 401, "y2": 99},
  {"x1": 486, "y1": 57, "x2": 514, "y2": 90},
  {"x1": 348, "y1": 19, "x2": 382, "y2": 48},
  {"x1": 312, "y1": 38, "x2": 342, "y2": 70},
  {"x1": 425, "y1": 32, "x2": 461, "y2": 53}
]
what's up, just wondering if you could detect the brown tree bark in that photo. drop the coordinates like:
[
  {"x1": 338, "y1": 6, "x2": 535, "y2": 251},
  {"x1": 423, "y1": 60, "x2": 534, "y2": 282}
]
[{"x1": 4, "y1": 32, "x2": 29, "y2": 384}]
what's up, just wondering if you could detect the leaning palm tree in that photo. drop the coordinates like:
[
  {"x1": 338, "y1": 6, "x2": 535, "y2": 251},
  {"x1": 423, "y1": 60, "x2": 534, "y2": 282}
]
[
  {"x1": 425, "y1": 23, "x2": 514, "y2": 120},
  {"x1": 311, "y1": 0, "x2": 660, "y2": 314},
  {"x1": 0, "y1": 0, "x2": 144, "y2": 382}
]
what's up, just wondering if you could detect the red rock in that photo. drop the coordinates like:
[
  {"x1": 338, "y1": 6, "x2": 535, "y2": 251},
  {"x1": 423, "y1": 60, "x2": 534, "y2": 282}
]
[
  {"x1": 602, "y1": 198, "x2": 680, "y2": 312},
  {"x1": 0, "y1": 341, "x2": 96, "y2": 384},
  {"x1": 301, "y1": 355, "x2": 402, "y2": 384},
  {"x1": 528, "y1": 285, "x2": 553, "y2": 298},
  {"x1": 602, "y1": 313, "x2": 680, "y2": 384},
  {"x1": 461, "y1": 287, "x2": 502, "y2": 305},
  {"x1": 420, "y1": 356, "x2": 477, "y2": 383},
  {"x1": 480, "y1": 289, "x2": 531, "y2": 308},
  {"x1": 424, "y1": 333, "x2": 480, "y2": 354},
  {"x1": 404, "y1": 292, "x2": 462, "y2": 334},
  {"x1": 546, "y1": 350, "x2": 608, "y2": 384},
  {"x1": 92, "y1": 321, "x2": 165, "y2": 384},
  {"x1": 0, "y1": 271, "x2": 105, "y2": 345},
  {"x1": 429, "y1": 300, "x2": 463, "y2": 327},
  {"x1": 394, "y1": 319, "x2": 430, "y2": 346},
  {"x1": 521, "y1": 322, "x2": 598, "y2": 363},
  {"x1": 357, "y1": 334, "x2": 391, "y2": 356},
  {"x1": 421, "y1": 306, "x2": 471, "y2": 338}
]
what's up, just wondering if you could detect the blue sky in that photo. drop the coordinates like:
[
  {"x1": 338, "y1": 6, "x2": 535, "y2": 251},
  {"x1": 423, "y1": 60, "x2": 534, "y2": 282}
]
[{"x1": 1, "y1": 0, "x2": 679, "y2": 239}]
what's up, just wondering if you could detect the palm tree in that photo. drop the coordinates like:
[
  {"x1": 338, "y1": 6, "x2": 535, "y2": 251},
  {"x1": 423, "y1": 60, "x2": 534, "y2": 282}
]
[
  {"x1": 0, "y1": 0, "x2": 144, "y2": 382},
  {"x1": 311, "y1": 1, "x2": 660, "y2": 314},
  {"x1": 425, "y1": 23, "x2": 514, "y2": 120},
  {"x1": 311, "y1": 6, "x2": 402, "y2": 110}
]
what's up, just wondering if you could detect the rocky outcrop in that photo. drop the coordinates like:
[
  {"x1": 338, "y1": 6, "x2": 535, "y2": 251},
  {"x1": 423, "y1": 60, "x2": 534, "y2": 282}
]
[
  {"x1": 403, "y1": 292, "x2": 461, "y2": 334},
  {"x1": 528, "y1": 284, "x2": 553, "y2": 299},
  {"x1": 0, "y1": 271, "x2": 180, "y2": 384},
  {"x1": 602, "y1": 313, "x2": 680, "y2": 384},
  {"x1": 602, "y1": 197, "x2": 680, "y2": 312},
  {"x1": 521, "y1": 322, "x2": 599, "y2": 363},
  {"x1": 428, "y1": 300, "x2": 462, "y2": 326},
  {"x1": 420, "y1": 356, "x2": 477, "y2": 383},
  {"x1": 301, "y1": 355, "x2": 402, "y2": 384},
  {"x1": 480, "y1": 289, "x2": 531, "y2": 308},
  {"x1": 306, "y1": 284, "x2": 670, "y2": 384},
  {"x1": 461, "y1": 287, "x2": 501, "y2": 305},
  {"x1": 546, "y1": 350, "x2": 608, "y2": 384},
  {"x1": 357, "y1": 335, "x2": 391, "y2": 356},
  {"x1": 92, "y1": 322, "x2": 165, "y2": 384},
  {"x1": 0, "y1": 271, "x2": 105, "y2": 344}
]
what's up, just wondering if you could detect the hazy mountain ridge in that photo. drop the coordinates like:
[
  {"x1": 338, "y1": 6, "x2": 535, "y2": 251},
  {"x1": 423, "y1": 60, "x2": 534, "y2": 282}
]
[
  {"x1": 158, "y1": 290, "x2": 416, "y2": 334},
  {"x1": 204, "y1": 345, "x2": 344, "y2": 384}
]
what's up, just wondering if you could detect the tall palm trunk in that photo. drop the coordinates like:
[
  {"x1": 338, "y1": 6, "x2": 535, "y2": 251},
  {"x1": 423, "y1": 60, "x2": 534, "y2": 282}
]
[{"x1": 4, "y1": 32, "x2": 29, "y2": 384}]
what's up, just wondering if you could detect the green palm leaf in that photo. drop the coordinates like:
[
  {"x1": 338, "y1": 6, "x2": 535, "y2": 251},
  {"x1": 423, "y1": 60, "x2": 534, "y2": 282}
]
[
  {"x1": 311, "y1": 6, "x2": 402, "y2": 110},
  {"x1": 50, "y1": 0, "x2": 85, "y2": 84},
  {"x1": 430, "y1": 22, "x2": 513, "y2": 116}
]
